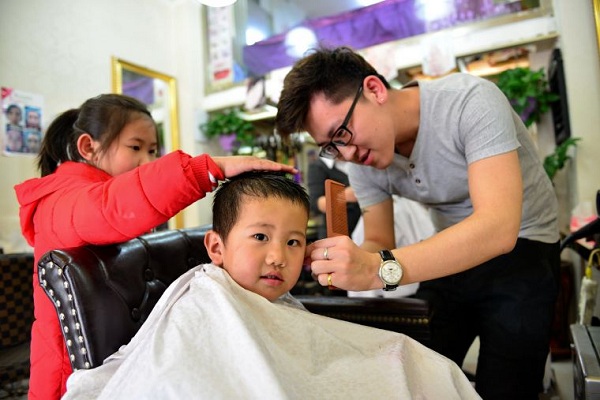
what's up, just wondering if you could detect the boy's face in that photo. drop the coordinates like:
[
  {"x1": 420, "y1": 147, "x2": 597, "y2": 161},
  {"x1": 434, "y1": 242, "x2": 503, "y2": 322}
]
[{"x1": 207, "y1": 196, "x2": 308, "y2": 301}]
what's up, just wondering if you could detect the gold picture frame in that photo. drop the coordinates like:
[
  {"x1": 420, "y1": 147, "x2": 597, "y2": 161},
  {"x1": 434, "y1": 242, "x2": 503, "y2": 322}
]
[
  {"x1": 111, "y1": 57, "x2": 183, "y2": 229},
  {"x1": 595, "y1": 0, "x2": 600, "y2": 56}
]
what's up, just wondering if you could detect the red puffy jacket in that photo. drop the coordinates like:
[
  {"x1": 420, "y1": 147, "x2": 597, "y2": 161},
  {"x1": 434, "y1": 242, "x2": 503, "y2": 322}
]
[{"x1": 14, "y1": 151, "x2": 223, "y2": 399}]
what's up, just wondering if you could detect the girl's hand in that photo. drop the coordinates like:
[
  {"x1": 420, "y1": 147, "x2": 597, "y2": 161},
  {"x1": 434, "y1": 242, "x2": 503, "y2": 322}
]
[{"x1": 212, "y1": 156, "x2": 298, "y2": 178}]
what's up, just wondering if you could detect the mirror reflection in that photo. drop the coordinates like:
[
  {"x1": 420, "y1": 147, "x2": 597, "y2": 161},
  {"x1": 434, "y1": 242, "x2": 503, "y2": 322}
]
[
  {"x1": 111, "y1": 57, "x2": 182, "y2": 228},
  {"x1": 205, "y1": 0, "x2": 545, "y2": 92},
  {"x1": 205, "y1": 0, "x2": 383, "y2": 91}
]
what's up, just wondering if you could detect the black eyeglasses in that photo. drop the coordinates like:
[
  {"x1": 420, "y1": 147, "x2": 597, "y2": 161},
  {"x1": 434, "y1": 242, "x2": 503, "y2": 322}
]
[{"x1": 319, "y1": 85, "x2": 363, "y2": 159}]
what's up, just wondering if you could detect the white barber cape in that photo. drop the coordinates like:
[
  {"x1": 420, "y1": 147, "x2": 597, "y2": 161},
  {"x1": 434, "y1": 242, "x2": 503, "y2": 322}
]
[{"x1": 64, "y1": 264, "x2": 480, "y2": 400}]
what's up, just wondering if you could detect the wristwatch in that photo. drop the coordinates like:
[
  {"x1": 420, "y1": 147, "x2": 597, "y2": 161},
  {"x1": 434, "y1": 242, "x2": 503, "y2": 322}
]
[{"x1": 378, "y1": 250, "x2": 403, "y2": 291}]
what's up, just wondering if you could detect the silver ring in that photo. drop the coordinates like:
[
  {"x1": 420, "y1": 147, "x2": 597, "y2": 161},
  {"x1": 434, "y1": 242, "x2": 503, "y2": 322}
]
[{"x1": 323, "y1": 247, "x2": 329, "y2": 260}]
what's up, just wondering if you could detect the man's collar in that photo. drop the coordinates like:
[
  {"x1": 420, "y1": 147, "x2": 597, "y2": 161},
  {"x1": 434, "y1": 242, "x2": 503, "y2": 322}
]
[{"x1": 320, "y1": 158, "x2": 335, "y2": 169}]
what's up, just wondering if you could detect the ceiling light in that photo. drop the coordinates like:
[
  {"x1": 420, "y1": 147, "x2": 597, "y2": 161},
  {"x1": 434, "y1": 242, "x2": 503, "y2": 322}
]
[
  {"x1": 284, "y1": 27, "x2": 318, "y2": 59},
  {"x1": 196, "y1": 0, "x2": 237, "y2": 7}
]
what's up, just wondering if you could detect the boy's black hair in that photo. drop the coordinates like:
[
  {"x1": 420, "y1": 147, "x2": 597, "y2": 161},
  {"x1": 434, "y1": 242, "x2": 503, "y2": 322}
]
[{"x1": 212, "y1": 171, "x2": 310, "y2": 241}]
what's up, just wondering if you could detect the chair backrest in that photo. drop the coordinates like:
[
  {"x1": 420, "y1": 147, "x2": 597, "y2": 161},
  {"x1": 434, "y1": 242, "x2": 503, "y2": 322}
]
[
  {"x1": 0, "y1": 252, "x2": 34, "y2": 383},
  {"x1": 296, "y1": 295, "x2": 432, "y2": 342},
  {"x1": 38, "y1": 225, "x2": 433, "y2": 372},
  {"x1": 38, "y1": 226, "x2": 211, "y2": 370}
]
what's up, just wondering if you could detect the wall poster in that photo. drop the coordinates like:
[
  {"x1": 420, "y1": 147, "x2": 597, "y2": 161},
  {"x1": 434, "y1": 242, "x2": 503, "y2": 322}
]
[
  {"x1": 1, "y1": 87, "x2": 44, "y2": 156},
  {"x1": 207, "y1": 6, "x2": 234, "y2": 87}
]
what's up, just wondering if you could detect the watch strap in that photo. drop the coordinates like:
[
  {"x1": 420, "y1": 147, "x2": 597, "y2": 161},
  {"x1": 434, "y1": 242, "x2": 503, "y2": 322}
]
[{"x1": 379, "y1": 249, "x2": 395, "y2": 262}]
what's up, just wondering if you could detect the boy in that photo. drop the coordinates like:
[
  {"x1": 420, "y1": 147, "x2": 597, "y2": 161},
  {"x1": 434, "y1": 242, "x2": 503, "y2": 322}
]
[{"x1": 63, "y1": 172, "x2": 479, "y2": 399}]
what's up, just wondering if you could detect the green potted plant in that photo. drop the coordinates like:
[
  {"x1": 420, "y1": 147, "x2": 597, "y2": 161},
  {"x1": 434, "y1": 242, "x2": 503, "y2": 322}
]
[
  {"x1": 200, "y1": 109, "x2": 255, "y2": 153},
  {"x1": 496, "y1": 66, "x2": 581, "y2": 181},
  {"x1": 543, "y1": 137, "x2": 581, "y2": 181},
  {"x1": 496, "y1": 67, "x2": 560, "y2": 128}
]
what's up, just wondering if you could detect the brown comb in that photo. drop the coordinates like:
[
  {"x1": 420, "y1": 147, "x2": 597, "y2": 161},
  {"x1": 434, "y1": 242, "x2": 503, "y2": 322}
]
[{"x1": 325, "y1": 179, "x2": 348, "y2": 237}]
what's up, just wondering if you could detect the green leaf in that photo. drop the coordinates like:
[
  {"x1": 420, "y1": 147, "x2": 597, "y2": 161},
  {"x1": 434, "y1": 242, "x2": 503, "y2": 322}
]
[
  {"x1": 200, "y1": 109, "x2": 255, "y2": 146},
  {"x1": 543, "y1": 137, "x2": 581, "y2": 181},
  {"x1": 496, "y1": 67, "x2": 558, "y2": 127}
]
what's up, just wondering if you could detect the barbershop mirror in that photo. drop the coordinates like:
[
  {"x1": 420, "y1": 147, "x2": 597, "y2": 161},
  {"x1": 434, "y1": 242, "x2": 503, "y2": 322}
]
[
  {"x1": 595, "y1": 0, "x2": 600, "y2": 60},
  {"x1": 111, "y1": 57, "x2": 182, "y2": 228}
]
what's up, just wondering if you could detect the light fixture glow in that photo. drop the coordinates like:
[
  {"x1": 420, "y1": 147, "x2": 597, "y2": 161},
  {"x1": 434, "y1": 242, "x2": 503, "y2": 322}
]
[
  {"x1": 284, "y1": 27, "x2": 318, "y2": 59},
  {"x1": 356, "y1": 0, "x2": 385, "y2": 7},
  {"x1": 196, "y1": 0, "x2": 237, "y2": 7},
  {"x1": 246, "y1": 26, "x2": 268, "y2": 46}
]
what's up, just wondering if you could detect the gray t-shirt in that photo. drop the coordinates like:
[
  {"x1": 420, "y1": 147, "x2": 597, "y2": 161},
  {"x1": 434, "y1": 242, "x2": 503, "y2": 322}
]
[{"x1": 349, "y1": 73, "x2": 558, "y2": 243}]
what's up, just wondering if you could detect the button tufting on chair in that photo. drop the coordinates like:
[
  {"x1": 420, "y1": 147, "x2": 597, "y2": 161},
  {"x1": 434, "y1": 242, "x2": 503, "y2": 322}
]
[
  {"x1": 143, "y1": 269, "x2": 154, "y2": 281},
  {"x1": 131, "y1": 308, "x2": 141, "y2": 321},
  {"x1": 38, "y1": 226, "x2": 213, "y2": 369}
]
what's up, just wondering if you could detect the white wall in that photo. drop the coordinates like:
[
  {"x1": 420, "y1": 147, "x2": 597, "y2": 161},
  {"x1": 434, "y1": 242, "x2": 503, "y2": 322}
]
[
  {"x1": 0, "y1": 0, "x2": 211, "y2": 253},
  {"x1": 552, "y1": 0, "x2": 600, "y2": 211}
]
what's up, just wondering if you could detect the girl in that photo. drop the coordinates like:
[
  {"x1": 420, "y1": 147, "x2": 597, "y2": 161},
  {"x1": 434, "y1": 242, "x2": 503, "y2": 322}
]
[{"x1": 14, "y1": 93, "x2": 295, "y2": 400}]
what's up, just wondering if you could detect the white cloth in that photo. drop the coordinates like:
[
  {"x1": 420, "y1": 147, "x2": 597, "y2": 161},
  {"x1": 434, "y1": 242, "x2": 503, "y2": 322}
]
[
  {"x1": 320, "y1": 157, "x2": 350, "y2": 175},
  {"x1": 64, "y1": 264, "x2": 480, "y2": 400}
]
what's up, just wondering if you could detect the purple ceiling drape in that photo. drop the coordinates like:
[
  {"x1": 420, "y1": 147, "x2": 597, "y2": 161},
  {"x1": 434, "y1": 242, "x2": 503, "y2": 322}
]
[{"x1": 242, "y1": 0, "x2": 523, "y2": 76}]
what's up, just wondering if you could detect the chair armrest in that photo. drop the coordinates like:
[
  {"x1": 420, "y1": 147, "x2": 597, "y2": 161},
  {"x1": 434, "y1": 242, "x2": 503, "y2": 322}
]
[{"x1": 296, "y1": 295, "x2": 432, "y2": 344}]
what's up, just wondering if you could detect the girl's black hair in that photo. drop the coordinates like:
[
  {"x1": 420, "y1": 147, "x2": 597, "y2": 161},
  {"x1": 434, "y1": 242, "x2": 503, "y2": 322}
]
[{"x1": 37, "y1": 94, "x2": 155, "y2": 176}]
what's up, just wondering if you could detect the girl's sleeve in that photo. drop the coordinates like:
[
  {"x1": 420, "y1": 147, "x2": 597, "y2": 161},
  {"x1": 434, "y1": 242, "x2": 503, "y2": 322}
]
[{"x1": 66, "y1": 151, "x2": 224, "y2": 244}]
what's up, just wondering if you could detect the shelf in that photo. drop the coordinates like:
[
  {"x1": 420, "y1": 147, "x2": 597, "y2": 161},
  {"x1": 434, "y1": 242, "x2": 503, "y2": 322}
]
[
  {"x1": 396, "y1": 33, "x2": 558, "y2": 84},
  {"x1": 238, "y1": 104, "x2": 277, "y2": 121}
]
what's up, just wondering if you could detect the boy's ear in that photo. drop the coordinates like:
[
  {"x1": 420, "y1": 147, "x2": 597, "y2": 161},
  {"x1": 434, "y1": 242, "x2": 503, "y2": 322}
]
[
  {"x1": 204, "y1": 230, "x2": 224, "y2": 266},
  {"x1": 76, "y1": 133, "x2": 98, "y2": 162}
]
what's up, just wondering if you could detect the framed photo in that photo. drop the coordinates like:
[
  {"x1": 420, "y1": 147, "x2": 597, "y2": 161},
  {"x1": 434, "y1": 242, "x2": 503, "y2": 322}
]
[
  {"x1": 1, "y1": 87, "x2": 44, "y2": 156},
  {"x1": 595, "y1": 0, "x2": 600, "y2": 59}
]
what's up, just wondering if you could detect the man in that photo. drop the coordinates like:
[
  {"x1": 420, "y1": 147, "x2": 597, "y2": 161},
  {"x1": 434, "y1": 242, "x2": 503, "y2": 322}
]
[{"x1": 276, "y1": 46, "x2": 559, "y2": 400}]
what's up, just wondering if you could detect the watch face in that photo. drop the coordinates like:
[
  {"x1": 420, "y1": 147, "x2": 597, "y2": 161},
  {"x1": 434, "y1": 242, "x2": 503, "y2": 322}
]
[{"x1": 381, "y1": 261, "x2": 402, "y2": 284}]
